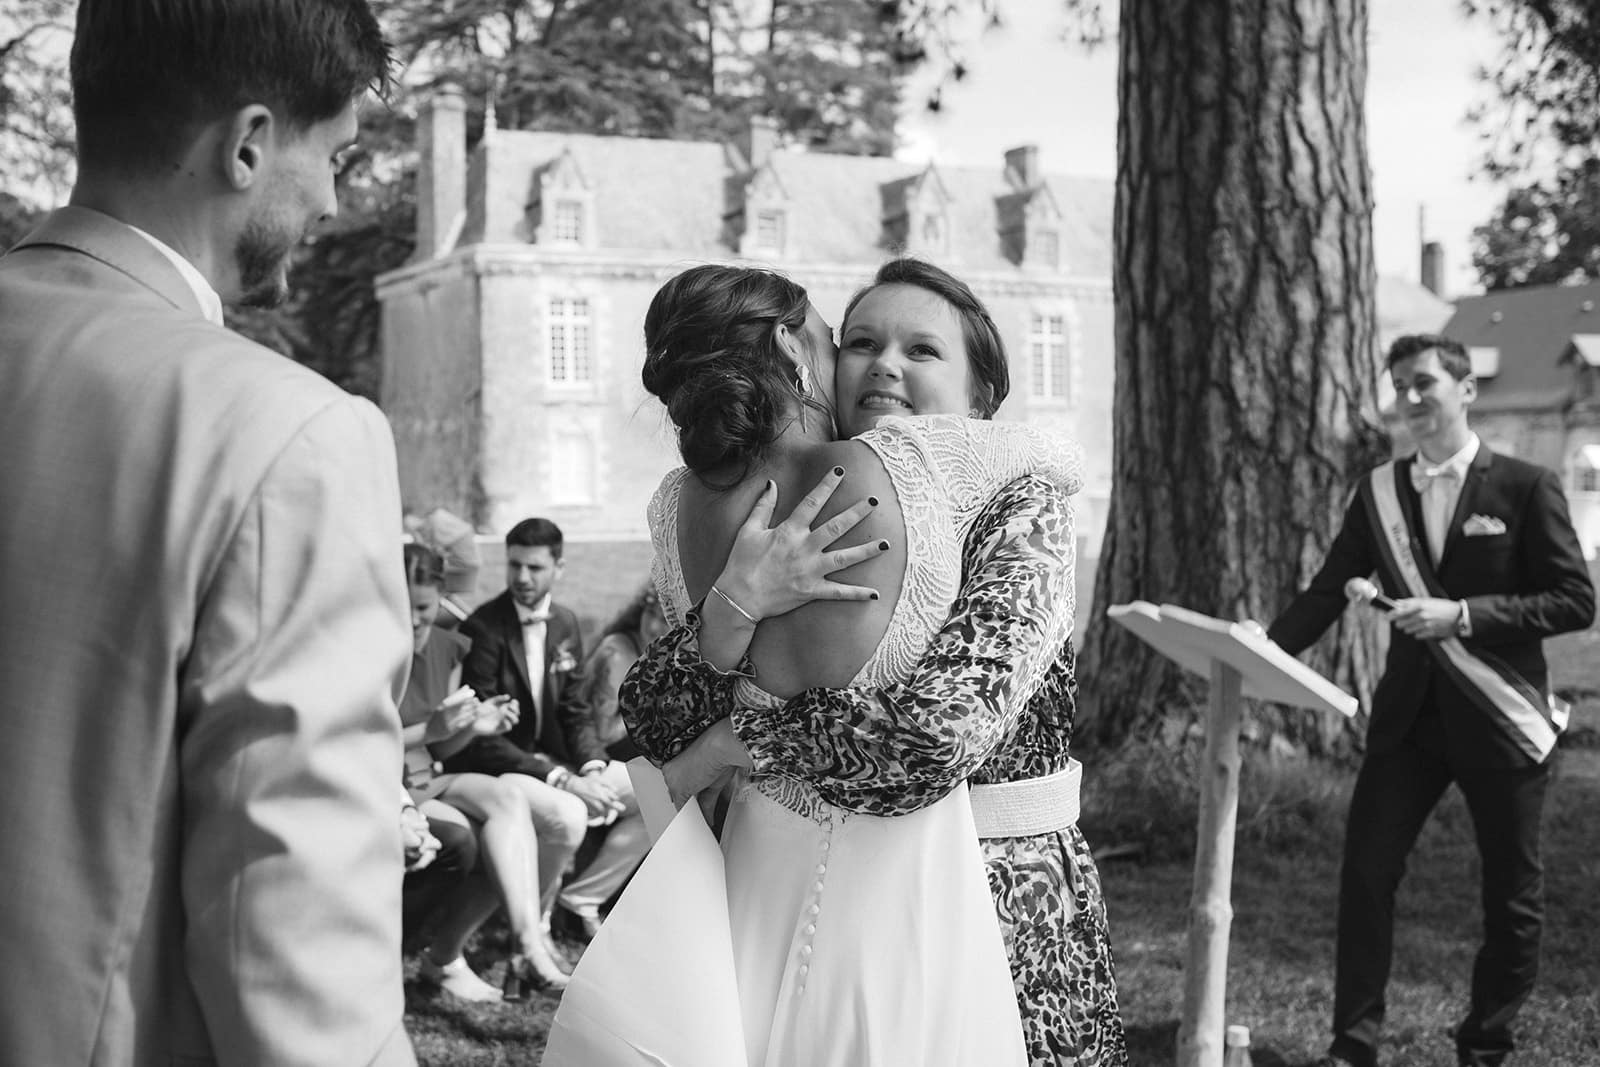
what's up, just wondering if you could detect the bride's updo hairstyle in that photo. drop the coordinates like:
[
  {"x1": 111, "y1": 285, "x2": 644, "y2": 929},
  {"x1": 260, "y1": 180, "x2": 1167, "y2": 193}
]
[{"x1": 642, "y1": 264, "x2": 830, "y2": 485}]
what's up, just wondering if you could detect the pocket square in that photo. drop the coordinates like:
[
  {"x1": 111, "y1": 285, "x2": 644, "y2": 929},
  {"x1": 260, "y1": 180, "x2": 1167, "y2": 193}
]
[{"x1": 1463, "y1": 514, "x2": 1507, "y2": 537}]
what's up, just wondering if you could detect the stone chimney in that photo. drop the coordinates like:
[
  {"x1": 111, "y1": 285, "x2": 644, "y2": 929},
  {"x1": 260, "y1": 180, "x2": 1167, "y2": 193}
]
[
  {"x1": 416, "y1": 85, "x2": 466, "y2": 261},
  {"x1": 740, "y1": 115, "x2": 780, "y2": 172},
  {"x1": 1004, "y1": 145, "x2": 1040, "y2": 189},
  {"x1": 1420, "y1": 240, "x2": 1444, "y2": 297}
]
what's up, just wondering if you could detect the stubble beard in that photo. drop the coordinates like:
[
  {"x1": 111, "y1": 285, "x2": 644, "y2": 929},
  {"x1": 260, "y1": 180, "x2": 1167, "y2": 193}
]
[{"x1": 234, "y1": 216, "x2": 297, "y2": 309}]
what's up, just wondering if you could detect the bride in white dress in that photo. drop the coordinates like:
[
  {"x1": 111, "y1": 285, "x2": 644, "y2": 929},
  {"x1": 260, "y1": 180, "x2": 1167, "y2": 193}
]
[{"x1": 543, "y1": 265, "x2": 1081, "y2": 1067}]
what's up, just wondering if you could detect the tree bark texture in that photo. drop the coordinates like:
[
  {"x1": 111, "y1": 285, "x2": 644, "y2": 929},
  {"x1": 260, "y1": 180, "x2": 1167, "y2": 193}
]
[{"x1": 1078, "y1": 0, "x2": 1388, "y2": 754}]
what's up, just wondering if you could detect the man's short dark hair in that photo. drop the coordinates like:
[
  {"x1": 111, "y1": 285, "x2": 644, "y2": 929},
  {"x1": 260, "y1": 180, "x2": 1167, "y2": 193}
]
[
  {"x1": 70, "y1": 0, "x2": 393, "y2": 176},
  {"x1": 506, "y1": 518, "x2": 564, "y2": 560},
  {"x1": 1385, "y1": 333, "x2": 1473, "y2": 380}
]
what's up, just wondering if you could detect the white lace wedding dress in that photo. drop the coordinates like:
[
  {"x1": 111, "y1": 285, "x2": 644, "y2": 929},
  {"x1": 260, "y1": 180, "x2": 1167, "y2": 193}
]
[{"x1": 542, "y1": 414, "x2": 1083, "y2": 1067}]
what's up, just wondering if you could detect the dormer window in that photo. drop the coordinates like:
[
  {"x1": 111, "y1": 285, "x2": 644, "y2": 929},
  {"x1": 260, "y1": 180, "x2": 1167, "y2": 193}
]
[
  {"x1": 755, "y1": 209, "x2": 786, "y2": 253},
  {"x1": 921, "y1": 213, "x2": 947, "y2": 255},
  {"x1": 883, "y1": 164, "x2": 952, "y2": 258},
  {"x1": 1034, "y1": 229, "x2": 1060, "y2": 270},
  {"x1": 738, "y1": 161, "x2": 791, "y2": 258},
  {"x1": 550, "y1": 199, "x2": 585, "y2": 244},
  {"x1": 533, "y1": 148, "x2": 594, "y2": 248}
]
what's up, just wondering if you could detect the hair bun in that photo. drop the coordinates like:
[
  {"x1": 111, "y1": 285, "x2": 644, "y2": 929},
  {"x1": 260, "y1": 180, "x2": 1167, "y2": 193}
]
[{"x1": 641, "y1": 265, "x2": 812, "y2": 482}]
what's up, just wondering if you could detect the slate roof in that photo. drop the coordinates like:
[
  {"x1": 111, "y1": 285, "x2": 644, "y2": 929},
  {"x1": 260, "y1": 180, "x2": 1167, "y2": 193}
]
[
  {"x1": 459, "y1": 127, "x2": 1113, "y2": 274},
  {"x1": 1376, "y1": 274, "x2": 1452, "y2": 338},
  {"x1": 463, "y1": 131, "x2": 738, "y2": 254},
  {"x1": 1442, "y1": 280, "x2": 1600, "y2": 412}
]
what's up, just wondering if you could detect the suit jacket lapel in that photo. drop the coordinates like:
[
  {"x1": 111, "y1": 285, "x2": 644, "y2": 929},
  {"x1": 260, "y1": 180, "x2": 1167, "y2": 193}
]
[
  {"x1": 1396, "y1": 458, "x2": 1442, "y2": 585},
  {"x1": 1437, "y1": 447, "x2": 1494, "y2": 572},
  {"x1": 15, "y1": 206, "x2": 206, "y2": 319},
  {"x1": 538, "y1": 612, "x2": 572, "y2": 745},
  {"x1": 541, "y1": 614, "x2": 558, "y2": 716},
  {"x1": 500, "y1": 594, "x2": 535, "y2": 708}
]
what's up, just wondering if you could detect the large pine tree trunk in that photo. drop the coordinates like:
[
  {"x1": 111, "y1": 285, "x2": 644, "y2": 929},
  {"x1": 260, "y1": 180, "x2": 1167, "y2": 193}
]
[{"x1": 1077, "y1": 0, "x2": 1387, "y2": 755}]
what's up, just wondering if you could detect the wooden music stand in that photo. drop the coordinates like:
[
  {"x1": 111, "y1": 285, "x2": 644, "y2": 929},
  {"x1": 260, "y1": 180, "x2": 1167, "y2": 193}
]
[{"x1": 1107, "y1": 601, "x2": 1357, "y2": 1067}]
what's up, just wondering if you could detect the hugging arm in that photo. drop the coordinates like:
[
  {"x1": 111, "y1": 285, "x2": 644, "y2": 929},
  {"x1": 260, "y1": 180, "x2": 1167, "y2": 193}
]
[{"x1": 621, "y1": 473, "x2": 1075, "y2": 816}]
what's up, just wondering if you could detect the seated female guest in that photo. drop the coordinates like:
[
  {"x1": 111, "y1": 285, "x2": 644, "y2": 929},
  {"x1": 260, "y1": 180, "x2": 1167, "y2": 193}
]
[
  {"x1": 580, "y1": 581, "x2": 670, "y2": 762},
  {"x1": 401, "y1": 544, "x2": 576, "y2": 996}
]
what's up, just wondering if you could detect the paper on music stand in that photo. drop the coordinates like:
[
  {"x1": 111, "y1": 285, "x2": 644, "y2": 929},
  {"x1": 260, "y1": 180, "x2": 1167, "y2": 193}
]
[
  {"x1": 1108, "y1": 601, "x2": 1357, "y2": 717},
  {"x1": 1103, "y1": 601, "x2": 1217, "y2": 678}
]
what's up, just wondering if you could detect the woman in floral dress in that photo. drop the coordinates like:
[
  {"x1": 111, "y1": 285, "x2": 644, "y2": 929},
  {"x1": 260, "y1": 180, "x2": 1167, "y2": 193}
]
[
  {"x1": 620, "y1": 258, "x2": 1128, "y2": 1067},
  {"x1": 544, "y1": 261, "x2": 1084, "y2": 1066}
]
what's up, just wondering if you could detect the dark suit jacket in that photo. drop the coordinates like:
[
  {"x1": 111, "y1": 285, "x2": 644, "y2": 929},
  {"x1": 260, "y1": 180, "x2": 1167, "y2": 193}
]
[
  {"x1": 445, "y1": 591, "x2": 607, "y2": 779},
  {"x1": 1269, "y1": 446, "x2": 1594, "y2": 766}
]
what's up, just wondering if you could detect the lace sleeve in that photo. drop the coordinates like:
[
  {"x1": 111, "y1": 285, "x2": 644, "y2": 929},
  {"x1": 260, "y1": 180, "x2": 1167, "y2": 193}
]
[
  {"x1": 859, "y1": 413, "x2": 1084, "y2": 540},
  {"x1": 645, "y1": 467, "x2": 691, "y2": 628},
  {"x1": 617, "y1": 467, "x2": 754, "y2": 762},
  {"x1": 729, "y1": 473, "x2": 1076, "y2": 814}
]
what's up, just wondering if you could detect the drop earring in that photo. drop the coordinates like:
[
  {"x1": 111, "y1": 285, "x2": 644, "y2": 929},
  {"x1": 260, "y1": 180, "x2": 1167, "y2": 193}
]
[{"x1": 796, "y1": 363, "x2": 814, "y2": 399}]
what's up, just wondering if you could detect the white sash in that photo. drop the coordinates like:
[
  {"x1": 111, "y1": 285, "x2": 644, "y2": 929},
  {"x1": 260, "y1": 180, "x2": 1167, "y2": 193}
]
[{"x1": 1365, "y1": 461, "x2": 1563, "y2": 762}]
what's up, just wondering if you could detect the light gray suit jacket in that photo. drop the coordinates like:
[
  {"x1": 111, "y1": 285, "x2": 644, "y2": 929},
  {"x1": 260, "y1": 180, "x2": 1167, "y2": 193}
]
[{"x1": 0, "y1": 207, "x2": 417, "y2": 1066}]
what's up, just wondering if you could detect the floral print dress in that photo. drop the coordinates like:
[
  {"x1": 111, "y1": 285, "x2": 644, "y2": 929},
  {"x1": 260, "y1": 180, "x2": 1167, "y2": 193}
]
[{"x1": 622, "y1": 470, "x2": 1129, "y2": 1067}]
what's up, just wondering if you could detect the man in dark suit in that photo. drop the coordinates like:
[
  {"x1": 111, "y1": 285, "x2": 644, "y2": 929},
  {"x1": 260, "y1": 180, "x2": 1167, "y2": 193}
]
[
  {"x1": 447, "y1": 518, "x2": 649, "y2": 938},
  {"x1": 1270, "y1": 334, "x2": 1594, "y2": 1067}
]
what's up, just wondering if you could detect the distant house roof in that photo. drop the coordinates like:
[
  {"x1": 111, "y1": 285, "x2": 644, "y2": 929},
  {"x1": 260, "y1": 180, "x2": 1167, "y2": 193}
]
[
  {"x1": 459, "y1": 127, "x2": 1113, "y2": 275},
  {"x1": 1376, "y1": 274, "x2": 1452, "y2": 340},
  {"x1": 464, "y1": 131, "x2": 739, "y2": 254},
  {"x1": 1441, "y1": 280, "x2": 1600, "y2": 412}
]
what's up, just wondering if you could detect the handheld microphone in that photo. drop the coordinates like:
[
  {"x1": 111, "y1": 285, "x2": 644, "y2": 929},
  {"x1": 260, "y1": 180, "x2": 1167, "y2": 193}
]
[{"x1": 1344, "y1": 577, "x2": 1397, "y2": 612}]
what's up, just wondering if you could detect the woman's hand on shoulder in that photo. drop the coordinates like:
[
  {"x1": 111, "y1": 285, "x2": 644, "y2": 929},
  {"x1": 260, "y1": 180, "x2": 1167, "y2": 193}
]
[{"x1": 714, "y1": 463, "x2": 890, "y2": 620}]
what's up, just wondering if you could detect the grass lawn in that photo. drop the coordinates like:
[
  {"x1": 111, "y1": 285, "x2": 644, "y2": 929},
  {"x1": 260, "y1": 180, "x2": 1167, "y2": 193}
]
[
  {"x1": 1102, "y1": 746, "x2": 1600, "y2": 1066},
  {"x1": 401, "y1": 638, "x2": 1600, "y2": 1065}
]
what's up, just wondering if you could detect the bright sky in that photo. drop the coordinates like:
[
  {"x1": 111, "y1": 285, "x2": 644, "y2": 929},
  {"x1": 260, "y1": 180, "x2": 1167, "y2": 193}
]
[{"x1": 899, "y1": 0, "x2": 1506, "y2": 298}]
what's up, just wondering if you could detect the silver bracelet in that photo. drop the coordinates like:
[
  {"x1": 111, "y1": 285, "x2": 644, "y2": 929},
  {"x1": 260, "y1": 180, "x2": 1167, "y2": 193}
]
[{"x1": 710, "y1": 583, "x2": 760, "y2": 625}]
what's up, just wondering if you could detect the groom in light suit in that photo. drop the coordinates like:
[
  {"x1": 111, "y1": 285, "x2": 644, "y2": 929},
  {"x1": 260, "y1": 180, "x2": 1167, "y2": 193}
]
[
  {"x1": 1269, "y1": 334, "x2": 1593, "y2": 1067},
  {"x1": 0, "y1": 2, "x2": 416, "y2": 1064}
]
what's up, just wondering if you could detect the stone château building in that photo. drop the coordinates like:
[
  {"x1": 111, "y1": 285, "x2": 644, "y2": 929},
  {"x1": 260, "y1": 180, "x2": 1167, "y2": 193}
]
[{"x1": 375, "y1": 89, "x2": 1116, "y2": 619}]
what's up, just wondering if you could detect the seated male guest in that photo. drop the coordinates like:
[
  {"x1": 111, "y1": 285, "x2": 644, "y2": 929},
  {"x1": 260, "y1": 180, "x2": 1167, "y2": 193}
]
[{"x1": 444, "y1": 518, "x2": 649, "y2": 938}]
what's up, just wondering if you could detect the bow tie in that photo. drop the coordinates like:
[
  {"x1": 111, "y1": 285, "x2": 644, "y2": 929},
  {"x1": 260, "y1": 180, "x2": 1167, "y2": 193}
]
[
  {"x1": 1410, "y1": 461, "x2": 1463, "y2": 493},
  {"x1": 519, "y1": 611, "x2": 551, "y2": 626}
]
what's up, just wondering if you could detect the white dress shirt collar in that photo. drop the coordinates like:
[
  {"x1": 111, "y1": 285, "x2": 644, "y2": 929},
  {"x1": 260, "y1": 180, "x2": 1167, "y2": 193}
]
[
  {"x1": 124, "y1": 223, "x2": 226, "y2": 326},
  {"x1": 516, "y1": 595, "x2": 554, "y2": 627},
  {"x1": 1417, "y1": 434, "x2": 1480, "y2": 478}
]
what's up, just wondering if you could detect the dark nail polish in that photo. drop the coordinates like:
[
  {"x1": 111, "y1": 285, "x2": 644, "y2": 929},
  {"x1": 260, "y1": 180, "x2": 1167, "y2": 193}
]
[
  {"x1": 869, "y1": 591, "x2": 880, "y2": 600},
  {"x1": 833, "y1": 465, "x2": 845, "y2": 476},
  {"x1": 878, "y1": 540, "x2": 890, "y2": 551},
  {"x1": 867, "y1": 496, "x2": 879, "y2": 507}
]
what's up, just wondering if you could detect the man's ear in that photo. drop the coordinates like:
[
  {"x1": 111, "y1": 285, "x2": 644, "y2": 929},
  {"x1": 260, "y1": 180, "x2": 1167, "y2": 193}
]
[
  {"x1": 221, "y1": 105, "x2": 276, "y2": 191},
  {"x1": 1461, "y1": 374, "x2": 1478, "y2": 404}
]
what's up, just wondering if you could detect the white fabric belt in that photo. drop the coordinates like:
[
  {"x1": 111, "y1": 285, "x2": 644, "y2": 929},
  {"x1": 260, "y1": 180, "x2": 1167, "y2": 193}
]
[{"x1": 970, "y1": 759, "x2": 1082, "y2": 839}]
